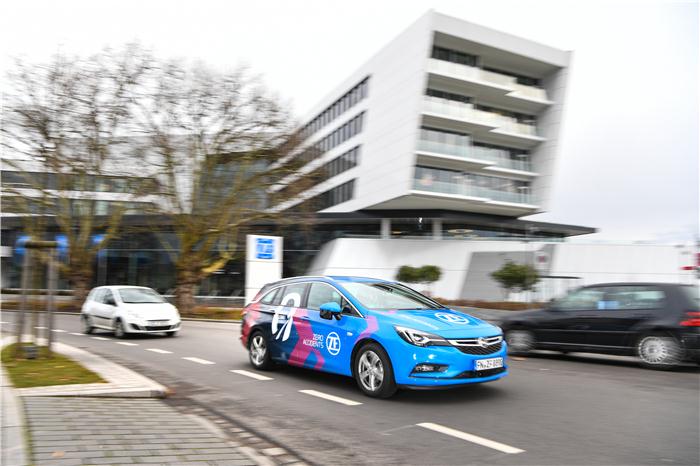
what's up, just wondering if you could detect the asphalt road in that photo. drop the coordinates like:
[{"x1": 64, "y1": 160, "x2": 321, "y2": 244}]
[{"x1": 3, "y1": 313, "x2": 699, "y2": 466}]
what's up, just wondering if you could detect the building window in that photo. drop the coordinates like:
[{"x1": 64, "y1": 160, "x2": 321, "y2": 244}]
[
  {"x1": 426, "y1": 88, "x2": 472, "y2": 104},
  {"x1": 431, "y1": 46, "x2": 477, "y2": 67},
  {"x1": 300, "y1": 77, "x2": 369, "y2": 141}
]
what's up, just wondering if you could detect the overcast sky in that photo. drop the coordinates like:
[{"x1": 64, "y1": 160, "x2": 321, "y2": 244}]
[{"x1": 2, "y1": 0, "x2": 698, "y2": 243}]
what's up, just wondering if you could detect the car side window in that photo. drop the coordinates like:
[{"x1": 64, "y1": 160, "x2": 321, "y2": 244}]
[
  {"x1": 91, "y1": 289, "x2": 104, "y2": 303},
  {"x1": 556, "y1": 287, "x2": 607, "y2": 311},
  {"x1": 279, "y1": 283, "x2": 308, "y2": 307},
  {"x1": 305, "y1": 283, "x2": 349, "y2": 313},
  {"x1": 102, "y1": 290, "x2": 116, "y2": 305},
  {"x1": 602, "y1": 286, "x2": 665, "y2": 310},
  {"x1": 260, "y1": 288, "x2": 280, "y2": 305}
]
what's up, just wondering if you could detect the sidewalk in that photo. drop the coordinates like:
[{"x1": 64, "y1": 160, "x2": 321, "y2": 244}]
[
  {"x1": 24, "y1": 397, "x2": 260, "y2": 465},
  {"x1": 1, "y1": 337, "x2": 299, "y2": 466}
]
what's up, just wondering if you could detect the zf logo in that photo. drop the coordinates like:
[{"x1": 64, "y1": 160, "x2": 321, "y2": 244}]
[
  {"x1": 255, "y1": 238, "x2": 274, "y2": 260},
  {"x1": 434, "y1": 312, "x2": 469, "y2": 325},
  {"x1": 325, "y1": 332, "x2": 341, "y2": 356}
]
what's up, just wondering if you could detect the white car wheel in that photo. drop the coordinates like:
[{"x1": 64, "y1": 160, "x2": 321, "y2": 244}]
[{"x1": 638, "y1": 335, "x2": 682, "y2": 369}]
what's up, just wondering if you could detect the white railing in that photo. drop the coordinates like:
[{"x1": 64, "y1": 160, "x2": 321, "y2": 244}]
[
  {"x1": 413, "y1": 179, "x2": 534, "y2": 205},
  {"x1": 423, "y1": 96, "x2": 539, "y2": 138},
  {"x1": 417, "y1": 139, "x2": 532, "y2": 172},
  {"x1": 428, "y1": 59, "x2": 549, "y2": 102}
]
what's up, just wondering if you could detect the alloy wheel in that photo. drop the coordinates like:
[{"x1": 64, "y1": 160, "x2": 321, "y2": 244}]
[
  {"x1": 250, "y1": 334, "x2": 267, "y2": 367},
  {"x1": 358, "y1": 350, "x2": 384, "y2": 392},
  {"x1": 638, "y1": 335, "x2": 681, "y2": 368}
]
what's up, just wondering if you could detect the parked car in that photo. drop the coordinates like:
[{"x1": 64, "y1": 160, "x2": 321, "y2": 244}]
[
  {"x1": 241, "y1": 276, "x2": 507, "y2": 398},
  {"x1": 500, "y1": 283, "x2": 699, "y2": 369},
  {"x1": 81, "y1": 286, "x2": 181, "y2": 338}
]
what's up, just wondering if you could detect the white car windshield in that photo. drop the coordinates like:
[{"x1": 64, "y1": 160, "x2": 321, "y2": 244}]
[
  {"x1": 341, "y1": 282, "x2": 442, "y2": 310},
  {"x1": 118, "y1": 288, "x2": 166, "y2": 304}
]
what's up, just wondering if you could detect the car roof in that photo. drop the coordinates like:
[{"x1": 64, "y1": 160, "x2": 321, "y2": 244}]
[
  {"x1": 262, "y1": 275, "x2": 391, "y2": 289},
  {"x1": 581, "y1": 282, "x2": 686, "y2": 288},
  {"x1": 94, "y1": 285, "x2": 153, "y2": 290}
]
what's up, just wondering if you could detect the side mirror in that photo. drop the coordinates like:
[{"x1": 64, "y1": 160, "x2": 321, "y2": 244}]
[
  {"x1": 319, "y1": 302, "x2": 342, "y2": 320},
  {"x1": 105, "y1": 298, "x2": 116, "y2": 306}
]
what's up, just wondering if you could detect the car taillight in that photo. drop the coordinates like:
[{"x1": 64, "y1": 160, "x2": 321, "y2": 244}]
[{"x1": 680, "y1": 311, "x2": 700, "y2": 327}]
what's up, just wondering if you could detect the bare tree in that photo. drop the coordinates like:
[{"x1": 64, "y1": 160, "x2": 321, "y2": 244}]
[
  {"x1": 2, "y1": 46, "x2": 152, "y2": 304},
  {"x1": 132, "y1": 60, "x2": 313, "y2": 313}
]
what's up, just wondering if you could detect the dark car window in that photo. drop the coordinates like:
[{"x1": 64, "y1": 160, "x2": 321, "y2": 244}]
[
  {"x1": 555, "y1": 287, "x2": 607, "y2": 311},
  {"x1": 279, "y1": 283, "x2": 308, "y2": 307},
  {"x1": 102, "y1": 290, "x2": 116, "y2": 305},
  {"x1": 680, "y1": 286, "x2": 699, "y2": 309},
  {"x1": 602, "y1": 286, "x2": 665, "y2": 310},
  {"x1": 260, "y1": 287, "x2": 280, "y2": 305},
  {"x1": 307, "y1": 282, "x2": 355, "y2": 316}
]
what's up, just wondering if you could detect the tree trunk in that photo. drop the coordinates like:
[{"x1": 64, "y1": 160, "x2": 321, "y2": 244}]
[
  {"x1": 175, "y1": 280, "x2": 197, "y2": 314},
  {"x1": 70, "y1": 274, "x2": 90, "y2": 309}
]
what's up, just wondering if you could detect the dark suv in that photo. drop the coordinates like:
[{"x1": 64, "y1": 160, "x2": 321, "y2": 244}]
[{"x1": 500, "y1": 283, "x2": 699, "y2": 369}]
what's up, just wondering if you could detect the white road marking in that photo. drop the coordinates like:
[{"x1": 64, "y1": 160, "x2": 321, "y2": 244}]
[
  {"x1": 182, "y1": 357, "x2": 215, "y2": 365},
  {"x1": 298, "y1": 389, "x2": 362, "y2": 406},
  {"x1": 146, "y1": 348, "x2": 172, "y2": 354},
  {"x1": 91, "y1": 336, "x2": 109, "y2": 341},
  {"x1": 51, "y1": 329, "x2": 66, "y2": 333},
  {"x1": 416, "y1": 422, "x2": 525, "y2": 454},
  {"x1": 35, "y1": 326, "x2": 47, "y2": 330},
  {"x1": 116, "y1": 342, "x2": 138, "y2": 346},
  {"x1": 0, "y1": 321, "x2": 10, "y2": 324},
  {"x1": 69, "y1": 332, "x2": 83, "y2": 336},
  {"x1": 230, "y1": 370, "x2": 273, "y2": 381}
]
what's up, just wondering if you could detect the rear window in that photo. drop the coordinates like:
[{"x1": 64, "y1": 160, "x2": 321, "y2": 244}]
[{"x1": 680, "y1": 286, "x2": 699, "y2": 309}]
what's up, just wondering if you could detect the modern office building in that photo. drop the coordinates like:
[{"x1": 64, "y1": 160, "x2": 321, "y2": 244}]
[{"x1": 275, "y1": 10, "x2": 588, "y2": 242}]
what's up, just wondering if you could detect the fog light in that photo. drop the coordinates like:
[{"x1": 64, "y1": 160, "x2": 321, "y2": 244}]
[{"x1": 412, "y1": 363, "x2": 448, "y2": 373}]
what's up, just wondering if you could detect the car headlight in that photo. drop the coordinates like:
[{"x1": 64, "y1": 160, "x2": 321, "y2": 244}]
[{"x1": 394, "y1": 326, "x2": 450, "y2": 347}]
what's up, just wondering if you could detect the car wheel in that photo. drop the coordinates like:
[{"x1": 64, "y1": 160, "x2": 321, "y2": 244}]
[
  {"x1": 248, "y1": 331, "x2": 274, "y2": 370},
  {"x1": 82, "y1": 315, "x2": 94, "y2": 334},
  {"x1": 505, "y1": 329, "x2": 535, "y2": 354},
  {"x1": 637, "y1": 334, "x2": 682, "y2": 370},
  {"x1": 165, "y1": 331, "x2": 178, "y2": 337},
  {"x1": 354, "y1": 343, "x2": 397, "y2": 398},
  {"x1": 114, "y1": 319, "x2": 128, "y2": 339}
]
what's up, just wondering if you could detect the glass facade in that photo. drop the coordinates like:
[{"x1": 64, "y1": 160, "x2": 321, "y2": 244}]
[{"x1": 300, "y1": 77, "x2": 369, "y2": 141}]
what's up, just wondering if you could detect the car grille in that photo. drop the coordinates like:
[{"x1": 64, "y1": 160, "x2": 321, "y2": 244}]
[
  {"x1": 454, "y1": 367, "x2": 506, "y2": 379},
  {"x1": 145, "y1": 325, "x2": 173, "y2": 331},
  {"x1": 448, "y1": 335, "x2": 503, "y2": 355}
]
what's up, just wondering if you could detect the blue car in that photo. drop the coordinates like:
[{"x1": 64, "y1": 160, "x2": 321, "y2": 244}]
[{"x1": 241, "y1": 276, "x2": 507, "y2": 398}]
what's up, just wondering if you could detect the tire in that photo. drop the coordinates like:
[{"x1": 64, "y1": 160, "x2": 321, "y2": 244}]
[
  {"x1": 82, "y1": 314, "x2": 94, "y2": 334},
  {"x1": 354, "y1": 343, "x2": 397, "y2": 398},
  {"x1": 114, "y1": 319, "x2": 128, "y2": 339},
  {"x1": 165, "y1": 331, "x2": 178, "y2": 338},
  {"x1": 505, "y1": 329, "x2": 535, "y2": 355},
  {"x1": 637, "y1": 334, "x2": 682, "y2": 370},
  {"x1": 248, "y1": 331, "x2": 274, "y2": 370}
]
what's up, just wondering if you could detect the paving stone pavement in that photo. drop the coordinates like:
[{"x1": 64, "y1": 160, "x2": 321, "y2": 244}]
[{"x1": 24, "y1": 397, "x2": 261, "y2": 465}]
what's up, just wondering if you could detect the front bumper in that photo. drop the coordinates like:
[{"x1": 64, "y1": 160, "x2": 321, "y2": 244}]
[
  {"x1": 126, "y1": 320, "x2": 181, "y2": 334},
  {"x1": 390, "y1": 341, "x2": 509, "y2": 387}
]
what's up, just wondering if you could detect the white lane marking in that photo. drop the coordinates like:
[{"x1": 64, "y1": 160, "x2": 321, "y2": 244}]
[
  {"x1": 230, "y1": 370, "x2": 273, "y2": 381},
  {"x1": 69, "y1": 332, "x2": 83, "y2": 336},
  {"x1": 1, "y1": 321, "x2": 10, "y2": 324},
  {"x1": 298, "y1": 389, "x2": 362, "y2": 406},
  {"x1": 416, "y1": 422, "x2": 525, "y2": 454},
  {"x1": 146, "y1": 348, "x2": 172, "y2": 354},
  {"x1": 51, "y1": 329, "x2": 66, "y2": 333},
  {"x1": 91, "y1": 336, "x2": 109, "y2": 341},
  {"x1": 116, "y1": 342, "x2": 138, "y2": 346},
  {"x1": 35, "y1": 326, "x2": 47, "y2": 330},
  {"x1": 182, "y1": 357, "x2": 215, "y2": 365}
]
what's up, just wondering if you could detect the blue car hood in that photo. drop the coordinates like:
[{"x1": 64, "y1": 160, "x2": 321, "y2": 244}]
[{"x1": 369, "y1": 308, "x2": 499, "y2": 338}]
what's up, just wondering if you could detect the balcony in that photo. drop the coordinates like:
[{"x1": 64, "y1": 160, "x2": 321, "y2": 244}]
[
  {"x1": 422, "y1": 97, "x2": 542, "y2": 146},
  {"x1": 412, "y1": 178, "x2": 534, "y2": 206},
  {"x1": 427, "y1": 58, "x2": 551, "y2": 104},
  {"x1": 416, "y1": 139, "x2": 533, "y2": 173}
]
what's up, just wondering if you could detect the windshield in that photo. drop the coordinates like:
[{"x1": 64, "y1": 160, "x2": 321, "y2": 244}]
[
  {"x1": 341, "y1": 282, "x2": 442, "y2": 310},
  {"x1": 118, "y1": 288, "x2": 166, "y2": 304}
]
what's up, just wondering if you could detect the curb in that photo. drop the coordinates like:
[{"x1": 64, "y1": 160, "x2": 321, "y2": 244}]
[
  {"x1": 0, "y1": 366, "x2": 30, "y2": 466},
  {"x1": 1, "y1": 309, "x2": 243, "y2": 324},
  {"x1": 1, "y1": 336, "x2": 168, "y2": 398}
]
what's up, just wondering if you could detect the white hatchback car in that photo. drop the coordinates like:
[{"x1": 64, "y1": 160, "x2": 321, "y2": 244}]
[{"x1": 81, "y1": 286, "x2": 181, "y2": 338}]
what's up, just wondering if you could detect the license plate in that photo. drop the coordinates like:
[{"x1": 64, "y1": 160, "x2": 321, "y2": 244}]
[
  {"x1": 150, "y1": 320, "x2": 169, "y2": 325},
  {"x1": 475, "y1": 357, "x2": 503, "y2": 371}
]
